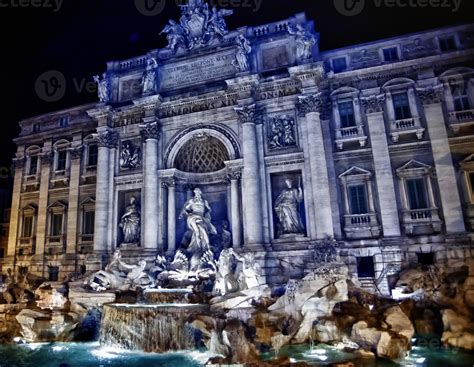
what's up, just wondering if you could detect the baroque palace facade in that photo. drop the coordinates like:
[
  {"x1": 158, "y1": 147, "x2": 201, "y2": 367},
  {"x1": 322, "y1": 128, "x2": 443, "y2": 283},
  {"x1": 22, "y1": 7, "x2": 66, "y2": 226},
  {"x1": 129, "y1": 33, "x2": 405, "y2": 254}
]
[{"x1": 4, "y1": 1, "x2": 474, "y2": 293}]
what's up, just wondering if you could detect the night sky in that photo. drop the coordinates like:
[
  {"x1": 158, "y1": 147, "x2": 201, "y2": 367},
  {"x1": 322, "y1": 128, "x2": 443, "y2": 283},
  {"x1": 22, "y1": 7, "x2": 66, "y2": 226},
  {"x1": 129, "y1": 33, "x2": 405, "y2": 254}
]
[{"x1": 0, "y1": 0, "x2": 472, "y2": 189}]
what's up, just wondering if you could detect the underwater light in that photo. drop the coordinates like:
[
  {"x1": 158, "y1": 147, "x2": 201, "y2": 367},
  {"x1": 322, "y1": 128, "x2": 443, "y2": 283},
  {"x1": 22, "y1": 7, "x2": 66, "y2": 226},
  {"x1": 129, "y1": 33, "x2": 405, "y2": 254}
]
[
  {"x1": 52, "y1": 346, "x2": 64, "y2": 352},
  {"x1": 416, "y1": 357, "x2": 426, "y2": 363}
]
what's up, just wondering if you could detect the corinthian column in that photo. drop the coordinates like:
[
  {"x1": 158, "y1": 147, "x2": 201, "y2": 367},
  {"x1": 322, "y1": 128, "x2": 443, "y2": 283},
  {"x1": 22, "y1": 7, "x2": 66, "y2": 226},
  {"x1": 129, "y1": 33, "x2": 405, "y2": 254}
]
[
  {"x1": 297, "y1": 93, "x2": 334, "y2": 238},
  {"x1": 235, "y1": 104, "x2": 264, "y2": 248},
  {"x1": 163, "y1": 179, "x2": 176, "y2": 254},
  {"x1": 417, "y1": 85, "x2": 465, "y2": 233},
  {"x1": 361, "y1": 93, "x2": 401, "y2": 237},
  {"x1": 227, "y1": 169, "x2": 243, "y2": 247},
  {"x1": 94, "y1": 129, "x2": 117, "y2": 253},
  {"x1": 140, "y1": 119, "x2": 161, "y2": 251}
]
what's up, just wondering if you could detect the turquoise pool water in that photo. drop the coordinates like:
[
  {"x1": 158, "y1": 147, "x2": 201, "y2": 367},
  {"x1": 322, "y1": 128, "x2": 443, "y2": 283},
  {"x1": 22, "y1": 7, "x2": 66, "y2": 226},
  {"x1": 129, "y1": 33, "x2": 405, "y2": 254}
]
[
  {"x1": 1, "y1": 341, "x2": 474, "y2": 366},
  {"x1": 0, "y1": 342, "x2": 209, "y2": 367}
]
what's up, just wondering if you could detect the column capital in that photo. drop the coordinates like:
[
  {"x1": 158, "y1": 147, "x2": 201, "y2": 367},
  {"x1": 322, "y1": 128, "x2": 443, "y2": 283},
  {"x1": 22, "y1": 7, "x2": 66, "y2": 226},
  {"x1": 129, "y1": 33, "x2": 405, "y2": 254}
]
[
  {"x1": 361, "y1": 94, "x2": 386, "y2": 114},
  {"x1": 416, "y1": 85, "x2": 444, "y2": 105},
  {"x1": 234, "y1": 104, "x2": 263, "y2": 125},
  {"x1": 297, "y1": 93, "x2": 324, "y2": 117},
  {"x1": 227, "y1": 168, "x2": 242, "y2": 182},
  {"x1": 140, "y1": 120, "x2": 161, "y2": 141},
  {"x1": 68, "y1": 145, "x2": 84, "y2": 160},
  {"x1": 96, "y1": 130, "x2": 118, "y2": 149},
  {"x1": 161, "y1": 177, "x2": 176, "y2": 189}
]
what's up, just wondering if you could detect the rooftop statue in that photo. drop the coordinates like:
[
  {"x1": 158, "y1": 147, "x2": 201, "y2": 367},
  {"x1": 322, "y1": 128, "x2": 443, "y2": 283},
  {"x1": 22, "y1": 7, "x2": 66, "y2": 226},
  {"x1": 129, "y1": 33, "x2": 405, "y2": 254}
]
[
  {"x1": 93, "y1": 73, "x2": 110, "y2": 104},
  {"x1": 288, "y1": 24, "x2": 316, "y2": 62},
  {"x1": 160, "y1": 0, "x2": 233, "y2": 53}
]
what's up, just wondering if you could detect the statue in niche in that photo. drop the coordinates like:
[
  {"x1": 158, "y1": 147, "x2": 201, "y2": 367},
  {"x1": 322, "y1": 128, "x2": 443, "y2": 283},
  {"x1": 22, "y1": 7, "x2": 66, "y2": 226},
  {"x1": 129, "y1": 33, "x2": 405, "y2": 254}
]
[
  {"x1": 233, "y1": 35, "x2": 252, "y2": 73},
  {"x1": 120, "y1": 141, "x2": 140, "y2": 169},
  {"x1": 120, "y1": 196, "x2": 141, "y2": 245},
  {"x1": 288, "y1": 24, "x2": 316, "y2": 62},
  {"x1": 274, "y1": 178, "x2": 305, "y2": 237},
  {"x1": 269, "y1": 115, "x2": 297, "y2": 149},
  {"x1": 173, "y1": 188, "x2": 218, "y2": 277},
  {"x1": 93, "y1": 73, "x2": 110, "y2": 104},
  {"x1": 142, "y1": 57, "x2": 158, "y2": 95}
]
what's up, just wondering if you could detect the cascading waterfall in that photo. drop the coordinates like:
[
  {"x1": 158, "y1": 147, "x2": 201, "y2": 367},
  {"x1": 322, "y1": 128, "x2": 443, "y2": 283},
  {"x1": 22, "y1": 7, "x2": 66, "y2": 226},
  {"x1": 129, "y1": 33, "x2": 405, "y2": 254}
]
[{"x1": 100, "y1": 304, "x2": 208, "y2": 353}]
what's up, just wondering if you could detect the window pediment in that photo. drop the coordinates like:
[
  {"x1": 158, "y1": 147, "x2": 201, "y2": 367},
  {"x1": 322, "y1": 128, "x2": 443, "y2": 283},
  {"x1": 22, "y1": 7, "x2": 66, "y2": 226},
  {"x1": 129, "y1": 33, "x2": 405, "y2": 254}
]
[
  {"x1": 397, "y1": 160, "x2": 432, "y2": 177},
  {"x1": 339, "y1": 166, "x2": 372, "y2": 183},
  {"x1": 48, "y1": 201, "x2": 68, "y2": 212},
  {"x1": 460, "y1": 154, "x2": 474, "y2": 170}
]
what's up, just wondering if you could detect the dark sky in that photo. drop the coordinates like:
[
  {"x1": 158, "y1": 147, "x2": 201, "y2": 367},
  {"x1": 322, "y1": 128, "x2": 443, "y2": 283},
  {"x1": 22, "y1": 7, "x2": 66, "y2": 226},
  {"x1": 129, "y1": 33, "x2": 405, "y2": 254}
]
[{"x1": 0, "y1": 0, "x2": 472, "y2": 189}]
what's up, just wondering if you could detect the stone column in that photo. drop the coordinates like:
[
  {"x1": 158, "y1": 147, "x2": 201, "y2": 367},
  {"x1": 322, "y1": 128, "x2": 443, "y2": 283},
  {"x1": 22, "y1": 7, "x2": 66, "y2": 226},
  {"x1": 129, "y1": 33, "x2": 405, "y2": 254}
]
[
  {"x1": 65, "y1": 140, "x2": 82, "y2": 255},
  {"x1": 93, "y1": 130, "x2": 117, "y2": 253},
  {"x1": 140, "y1": 120, "x2": 161, "y2": 252},
  {"x1": 7, "y1": 156, "x2": 25, "y2": 259},
  {"x1": 418, "y1": 86, "x2": 466, "y2": 233},
  {"x1": 297, "y1": 94, "x2": 334, "y2": 238},
  {"x1": 35, "y1": 142, "x2": 52, "y2": 264},
  {"x1": 228, "y1": 170, "x2": 242, "y2": 247},
  {"x1": 362, "y1": 94, "x2": 401, "y2": 237},
  {"x1": 235, "y1": 105, "x2": 264, "y2": 247},
  {"x1": 165, "y1": 179, "x2": 176, "y2": 254}
]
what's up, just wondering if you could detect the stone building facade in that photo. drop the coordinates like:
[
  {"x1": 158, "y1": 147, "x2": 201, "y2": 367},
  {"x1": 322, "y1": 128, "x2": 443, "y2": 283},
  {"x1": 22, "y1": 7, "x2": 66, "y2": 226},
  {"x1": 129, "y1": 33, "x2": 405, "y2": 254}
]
[
  {"x1": 0, "y1": 189, "x2": 11, "y2": 272},
  {"x1": 5, "y1": 2, "x2": 474, "y2": 293}
]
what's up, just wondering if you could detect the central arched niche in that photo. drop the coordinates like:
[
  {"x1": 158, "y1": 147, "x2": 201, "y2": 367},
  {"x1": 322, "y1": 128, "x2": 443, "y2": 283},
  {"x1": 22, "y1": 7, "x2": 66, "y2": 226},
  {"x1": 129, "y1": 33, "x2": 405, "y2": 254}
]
[{"x1": 173, "y1": 133, "x2": 230, "y2": 173}]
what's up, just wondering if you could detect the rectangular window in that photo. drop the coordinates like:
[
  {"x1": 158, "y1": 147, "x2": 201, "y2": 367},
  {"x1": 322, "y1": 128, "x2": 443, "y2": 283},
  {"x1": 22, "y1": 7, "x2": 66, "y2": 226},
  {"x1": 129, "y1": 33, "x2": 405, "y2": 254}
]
[
  {"x1": 392, "y1": 92, "x2": 412, "y2": 120},
  {"x1": 332, "y1": 57, "x2": 347, "y2": 73},
  {"x1": 0, "y1": 248, "x2": 4, "y2": 259},
  {"x1": 338, "y1": 101, "x2": 356, "y2": 128},
  {"x1": 59, "y1": 116, "x2": 69, "y2": 128},
  {"x1": 48, "y1": 266, "x2": 59, "y2": 282},
  {"x1": 357, "y1": 256, "x2": 375, "y2": 278},
  {"x1": 87, "y1": 145, "x2": 98, "y2": 167},
  {"x1": 349, "y1": 185, "x2": 368, "y2": 214},
  {"x1": 452, "y1": 85, "x2": 471, "y2": 112},
  {"x1": 406, "y1": 178, "x2": 428, "y2": 210},
  {"x1": 51, "y1": 213, "x2": 63, "y2": 236},
  {"x1": 383, "y1": 47, "x2": 399, "y2": 62},
  {"x1": 56, "y1": 151, "x2": 67, "y2": 171},
  {"x1": 83, "y1": 211, "x2": 95, "y2": 235},
  {"x1": 33, "y1": 124, "x2": 41, "y2": 133},
  {"x1": 22, "y1": 216, "x2": 33, "y2": 238},
  {"x1": 28, "y1": 156, "x2": 38, "y2": 176},
  {"x1": 439, "y1": 36, "x2": 457, "y2": 52}
]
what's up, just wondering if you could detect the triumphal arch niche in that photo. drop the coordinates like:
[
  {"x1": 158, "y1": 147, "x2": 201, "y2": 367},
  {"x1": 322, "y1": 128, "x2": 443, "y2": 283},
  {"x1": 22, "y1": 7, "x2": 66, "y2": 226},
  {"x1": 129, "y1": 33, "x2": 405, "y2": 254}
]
[{"x1": 85, "y1": 0, "x2": 316, "y2": 282}]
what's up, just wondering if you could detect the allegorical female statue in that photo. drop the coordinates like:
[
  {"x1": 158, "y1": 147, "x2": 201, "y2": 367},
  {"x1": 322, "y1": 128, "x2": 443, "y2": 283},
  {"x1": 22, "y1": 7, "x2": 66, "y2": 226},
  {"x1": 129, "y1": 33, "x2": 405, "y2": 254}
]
[
  {"x1": 120, "y1": 196, "x2": 141, "y2": 244},
  {"x1": 274, "y1": 178, "x2": 305, "y2": 236},
  {"x1": 179, "y1": 188, "x2": 217, "y2": 272}
]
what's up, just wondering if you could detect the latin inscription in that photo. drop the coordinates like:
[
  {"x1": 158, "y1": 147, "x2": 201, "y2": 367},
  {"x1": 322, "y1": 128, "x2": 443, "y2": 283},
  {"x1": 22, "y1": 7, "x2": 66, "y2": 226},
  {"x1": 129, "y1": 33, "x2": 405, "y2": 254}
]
[{"x1": 159, "y1": 51, "x2": 237, "y2": 91}]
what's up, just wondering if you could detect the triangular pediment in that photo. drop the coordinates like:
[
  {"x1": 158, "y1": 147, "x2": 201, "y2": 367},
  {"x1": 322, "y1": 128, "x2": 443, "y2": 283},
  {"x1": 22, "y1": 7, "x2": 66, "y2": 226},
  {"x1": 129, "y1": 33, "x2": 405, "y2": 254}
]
[
  {"x1": 461, "y1": 154, "x2": 474, "y2": 164},
  {"x1": 22, "y1": 204, "x2": 37, "y2": 212},
  {"x1": 80, "y1": 197, "x2": 95, "y2": 206},
  {"x1": 397, "y1": 160, "x2": 432, "y2": 172},
  {"x1": 47, "y1": 200, "x2": 68, "y2": 210},
  {"x1": 339, "y1": 166, "x2": 372, "y2": 178}
]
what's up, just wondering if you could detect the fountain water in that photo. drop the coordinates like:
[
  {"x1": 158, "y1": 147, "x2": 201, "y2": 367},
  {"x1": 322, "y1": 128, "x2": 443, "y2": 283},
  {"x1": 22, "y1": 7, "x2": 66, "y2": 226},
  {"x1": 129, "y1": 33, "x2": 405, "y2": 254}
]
[{"x1": 100, "y1": 303, "x2": 209, "y2": 353}]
